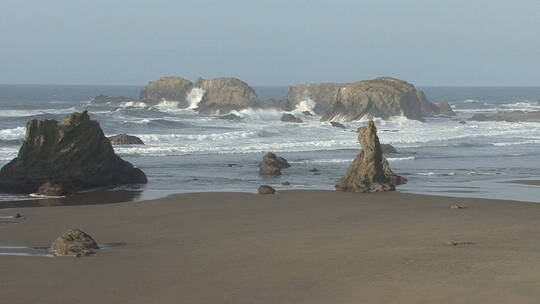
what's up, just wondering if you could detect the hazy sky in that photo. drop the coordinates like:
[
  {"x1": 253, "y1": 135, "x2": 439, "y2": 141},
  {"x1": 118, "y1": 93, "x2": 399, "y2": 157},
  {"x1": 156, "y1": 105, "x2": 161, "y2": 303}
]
[{"x1": 1, "y1": 0, "x2": 539, "y2": 86}]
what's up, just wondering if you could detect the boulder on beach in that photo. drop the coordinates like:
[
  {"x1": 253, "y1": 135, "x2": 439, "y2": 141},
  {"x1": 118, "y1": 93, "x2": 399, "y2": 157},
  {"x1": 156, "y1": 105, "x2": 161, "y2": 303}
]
[
  {"x1": 90, "y1": 95, "x2": 135, "y2": 104},
  {"x1": 259, "y1": 152, "x2": 290, "y2": 177},
  {"x1": 195, "y1": 77, "x2": 259, "y2": 114},
  {"x1": 37, "y1": 182, "x2": 66, "y2": 196},
  {"x1": 50, "y1": 228, "x2": 99, "y2": 257},
  {"x1": 282, "y1": 77, "x2": 439, "y2": 122},
  {"x1": 381, "y1": 144, "x2": 398, "y2": 154},
  {"x1": 438, "y1": 101, "x2": 456, "y2": 116},
  {"x1": 335, "y1": 120, "x2": 405, "y2": 192},
  {"x1": 258, "y1": 185, "x2": 276, "y2": 194},
  {"x1": 0, "y1": 111, "x2": 148, "y2": 194},
  {"x1": 281, "y1": 114, "x2": 303, "y2": 123},
  {"x1": 139, "y1": 76, "x2": 194, "y2": 106},
  {"x1": 108, "y1": 134, "x2": 145, "y2": 145},
  {"x1": 330, "y1": 121, "x2": 346, "y2": 129}
]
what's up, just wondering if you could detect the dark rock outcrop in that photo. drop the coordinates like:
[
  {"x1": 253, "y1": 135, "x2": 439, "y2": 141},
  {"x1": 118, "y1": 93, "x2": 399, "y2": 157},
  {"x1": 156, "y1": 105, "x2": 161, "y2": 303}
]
[
  {"x1": 37, "y1": 182, "x2": 66, "y2": 196},
  {"x1": 381, "y1": 144, "x2": 398, "y2": 154},
  {"x1": 469, "y1": 112, "x2": 540, "y2": 122},
  {"x1": 139, "y1": 76, "x2": 194, "y2": 106},
  {"x1": 90, "y1": 95, "x2": 134, "y2": 104},
  {"x1": 382, "y1": 158, "x2": 407, "y2": 185},
  {"x1": 194, "y1": 77, "x2": 259, "y2": 114},
  {"x1": 218, "y1": 113, "x2": 243, "y2": 121},
  {"x1": 50, "y1": 228, "x2": 99, "y2": 257},
  {"x1": 281, "y1": 114, "x2": 303, "y2": 123},
  {"x1": 330, "y1": 121, "x2": 346, "y2": 129},
  {"x1": 259, "y1": 152, "x2": 290, "y2": 177},
  {"x1": 283, "y1": 77, "x2": 439, "y2": 122},
  {"x1": 438, "y1": 101, "x2": 456, "y2": 116},
  {"x1": 258, "y1": 185, "x2": 276, "y2": 194},
  {"x1": 0, "y1": 111, "x2": 148, "y2": 194},
  {"x1": 335, "y1": 120, "x2": 405, "y2": 192},
  {"x1": 108, "y1": 134, "x2": 145, "y2": 145}
]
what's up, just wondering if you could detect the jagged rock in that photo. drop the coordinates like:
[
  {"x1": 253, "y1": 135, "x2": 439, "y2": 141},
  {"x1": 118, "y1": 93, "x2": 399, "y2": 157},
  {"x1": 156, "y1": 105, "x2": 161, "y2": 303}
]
[
  {"x1": 195, "y1": 77, "x2": 259, "y2": 114},
  {"x1": 330, "y1": 121, "x2": 346, "y2": 129},
  {"x1": 282, "y1": 77, "x2": 439, "y2": 122},
  {"x1": 438, "y1": 101, "x2": 456, "y2": 116},
  {"x1": 139, "y1": 76, "x2": 194, "y2": 106},
  {"x1": 218, "y1": 113, "x2": 243, "y2": 121},
  {"x1": 259, "y1": 152, "x2": 290, "y2": 177},
  {"x1": 258, "y1": 185, "x2": 276, "y2": 194},
  {"x1": 458, "y1": 121, "x2": 467, "y2": 124},
  {"x1": 37, "y1": 182, "x2": 65, "y2": 196},
  {"x1": 108, "y1": 134, "x2": 145, "y2": 145},
  {"x1": 381, "y1": 144, "x2": 398, "y2": 154},
  {"x1": 335, "y1": 120, "x2": 405, "y2": 192},
  {"x1": 0, "y1": 111, "x2": 148, "y2": 194},
  {"x1": 281, "y1": 114, "x2": 303, "y2": 123},
  {"x1": 51, "y1": 228, "x2": 99, "y2": 257},
  {"x1": 382, "y1": 158, "x2": 407, "y2": 185},
  {"x1": 302, "y1": 111, "x2": 314, "y2": 116},
  {"x1": 309, "y1": 168, "x2": 319, "y2": 172},
  {"x1": 90, "y1": 95, "x2": 134, "y2": 104}
]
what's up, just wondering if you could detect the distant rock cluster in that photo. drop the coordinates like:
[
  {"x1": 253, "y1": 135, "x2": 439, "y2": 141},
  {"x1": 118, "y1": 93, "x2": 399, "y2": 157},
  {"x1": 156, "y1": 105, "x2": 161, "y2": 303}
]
[{"x1": 93, "y1": 76, "x2": 444, "y2": 122}]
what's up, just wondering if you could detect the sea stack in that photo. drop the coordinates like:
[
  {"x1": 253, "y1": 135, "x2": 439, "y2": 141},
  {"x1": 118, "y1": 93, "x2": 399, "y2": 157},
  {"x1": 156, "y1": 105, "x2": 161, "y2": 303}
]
[
  {"x1": 335, "y1": 120, "x2": 405, "y2": 192},
  {"x1": 259, "y1": 152, "x2": 290, "y2": 177},
  {"x1": 0, "y1": 111, "x2": 148, "y2": 194}
]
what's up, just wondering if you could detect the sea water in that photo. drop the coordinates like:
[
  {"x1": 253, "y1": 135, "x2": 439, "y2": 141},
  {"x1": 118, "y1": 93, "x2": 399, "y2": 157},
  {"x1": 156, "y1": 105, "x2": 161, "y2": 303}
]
[{"x1": 1, "y1": 84, "x2": 540, "y2": 203}]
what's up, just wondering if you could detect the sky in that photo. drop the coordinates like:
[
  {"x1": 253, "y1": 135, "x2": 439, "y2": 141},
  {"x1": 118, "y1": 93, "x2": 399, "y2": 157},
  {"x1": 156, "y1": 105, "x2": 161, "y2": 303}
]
[{"x1": 1, "y1": 0, "x2": 539, "y2": 86}]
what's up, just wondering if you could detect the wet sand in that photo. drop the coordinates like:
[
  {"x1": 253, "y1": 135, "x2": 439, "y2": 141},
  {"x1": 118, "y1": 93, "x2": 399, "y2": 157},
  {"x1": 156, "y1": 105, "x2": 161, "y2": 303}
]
[{"x1": 2, "y1": 190, "x2": 540, "y2": 303}]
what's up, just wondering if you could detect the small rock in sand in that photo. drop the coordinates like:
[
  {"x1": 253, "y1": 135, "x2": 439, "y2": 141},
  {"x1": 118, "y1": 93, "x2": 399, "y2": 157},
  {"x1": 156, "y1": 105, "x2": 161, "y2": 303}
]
[
  {"x1": 51, "y1": 228, "x2": 99, "y2": 257},
  {"x1": 447, "y1": 241, "x2": 475, "y2": 247},
  {"x1": 450, "y1": 205, "x2": 466, "y2": 209},
  {"x1": 37, "y1": 182, "x2": 66, "y2": 196},
  {"x1": 258, "y1": 185, "x2": 276, "y2": 194},
  {"x1": 14, "y1": 213, "x2": 23, "y2": 218},
  {"x1": 281, "y1": 181, "x2": 291, "y2": 186}
]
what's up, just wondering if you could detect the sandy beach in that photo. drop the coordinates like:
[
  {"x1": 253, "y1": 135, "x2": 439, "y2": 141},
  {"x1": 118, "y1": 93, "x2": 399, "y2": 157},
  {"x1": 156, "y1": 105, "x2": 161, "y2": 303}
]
[{"x1": 2, "y1": 190, "x2": 540, "y2": 303}]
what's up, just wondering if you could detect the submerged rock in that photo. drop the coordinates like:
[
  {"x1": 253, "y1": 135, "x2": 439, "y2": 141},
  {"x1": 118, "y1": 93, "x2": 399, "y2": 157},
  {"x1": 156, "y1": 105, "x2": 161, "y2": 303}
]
[
  {"x1": 0, "y1": 111, "x2": 148, "y2": 194},
  {"x1": 282, "y1": 77, "x2": 439, "y2": 122},
  {"x1": 335, "y1": 120, "x2": 405, "y2": 192},
  {"x1": 259, "y1": 152, "x2": 290, "y2": 177},
  {"x1": 438, "y1": 101, "x2": 456, "y2": 116},
  {"x1": 37, "y1": 182, "x2": 66, "y2": 196},
  {"x1": 302, "y1": 111, "x2": 314, "y2": 116},
  {"x1": 381, "y1": 144, "x2": 398, "y2": 154},
  {"x1": 330, "y1": 121, "x2": 346, "y2": 129},
  {"x1": 108, "y1": 134, "x2": 145, "y2": 145},
  {"x1": 139, "y1": 76, "x2": 194, "y2": 106},
  {"x1": 218, "y1": 113, "x2": 243, "y2": 121},
  {"x1": 195, "y1": 77, "x2": 259, "y2": 114},
  {"x1": 281, "y1": 114, "x2": 303, "y2": 123},
  {"x1": 258, "y1": 185, "x2": 276, "y2": 194},
  {"x1": 90, "y1": 95, "x2": 134, "y2": 104},
  {"x1": 50, "y1": 228, "x2": 99, "y2": 257}
]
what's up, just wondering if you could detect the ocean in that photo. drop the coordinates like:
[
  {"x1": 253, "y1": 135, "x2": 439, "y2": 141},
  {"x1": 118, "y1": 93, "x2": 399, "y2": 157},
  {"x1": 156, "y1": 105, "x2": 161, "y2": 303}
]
[{"x1": 1, "y1": 84, "x2": 540, "y2": 203}]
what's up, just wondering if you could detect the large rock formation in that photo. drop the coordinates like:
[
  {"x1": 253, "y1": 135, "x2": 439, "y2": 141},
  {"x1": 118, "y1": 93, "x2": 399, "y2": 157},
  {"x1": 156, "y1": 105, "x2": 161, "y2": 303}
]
[
  {"x1": 50, "y1": 228, "x2": 99, "y2": 257},
  {"x1": 108, "y1": 134, "x2": 145, "y2": 145},
  {"x1": 259, "y1": 152, "x2": 290, "y2": 177},
  {"x1": 139, "y1": 76, "x2": 194, "y2": 106},
  {"x1": 194, "y1": 77, "x2": 259, "y2": 114},
  {"x1": 282, "y1": 77, "x2": 439, "y2": 122},
  {"x1": 0, "y1": 111, "x2": 148, "y2": 194},
  {"x1": 335, "y1": 120, "x2": 405, "y2": 192}
]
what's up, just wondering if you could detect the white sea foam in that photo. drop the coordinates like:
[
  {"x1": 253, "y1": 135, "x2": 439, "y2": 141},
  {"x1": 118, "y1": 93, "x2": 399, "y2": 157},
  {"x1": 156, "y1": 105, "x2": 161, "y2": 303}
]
[
  {"x1": 386, "y1": 156, "x2": 415, "y2": 162},
  {"x1": 186, "y1": 88, "x2": 206, "y2": 109},
  {"x1": 293, "y1": 98, "x2": 316, "y2": 113},
  {"x1": 0, "y1": 127, "x2": 25, "y2": 140},
  {"x1": 417, "y1": 172, "x2": 456, "y2": 176},
  {"x1": 118, "y1": 101, "x2": 149, "y2": 108}
]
